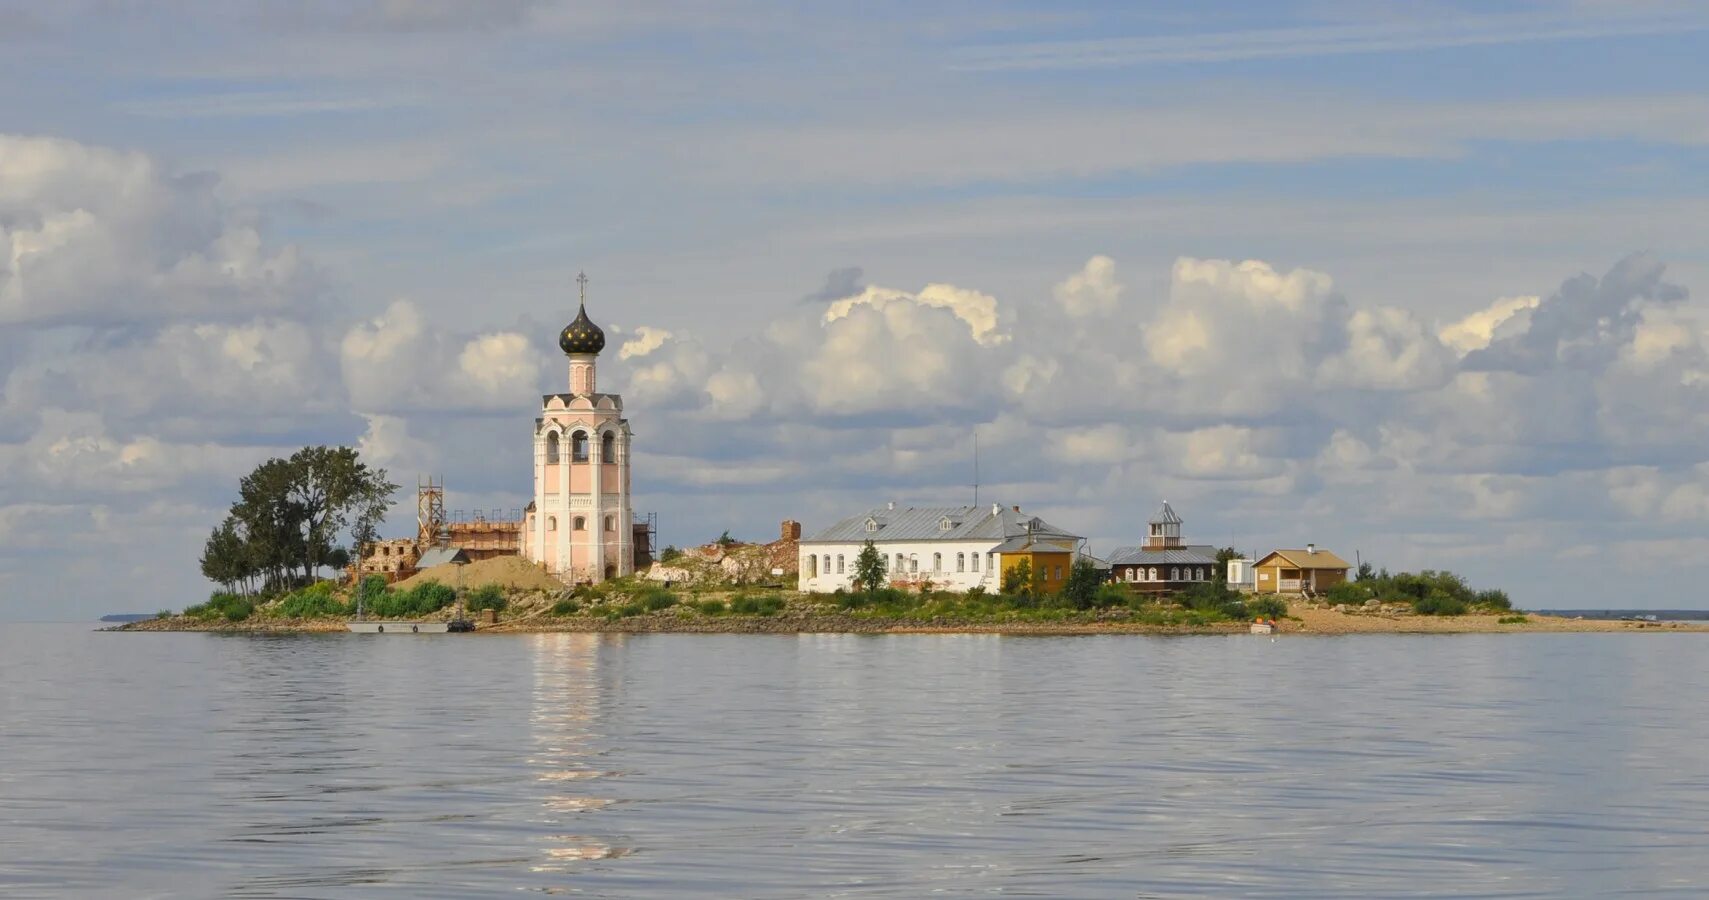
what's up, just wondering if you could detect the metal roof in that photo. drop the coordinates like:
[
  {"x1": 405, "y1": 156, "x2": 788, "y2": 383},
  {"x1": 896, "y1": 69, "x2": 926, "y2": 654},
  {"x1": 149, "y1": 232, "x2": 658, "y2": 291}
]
[
  {"x1": 1258, "y1": 548, "x2": 1352, "y2": 570},
  {"x1": 803, "y1": 503, "x2": 1080, "y2": 544},
  {"x1": 991, "y1": 533, "x2": 1078, "y2": 554},
  {"x1": 414, "y1": 545, "x2": 470, "y2": 568},
  {"x1": 1150, "y1": 501, "x2": 1182, "y2": 525},
  {"x1": 1107, "y1": 544, "x2": 1220, "y2": 566}
]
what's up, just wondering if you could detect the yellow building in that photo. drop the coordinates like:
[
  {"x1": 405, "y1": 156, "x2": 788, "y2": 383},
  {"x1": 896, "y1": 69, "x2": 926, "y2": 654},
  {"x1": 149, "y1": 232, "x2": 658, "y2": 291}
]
[
  {"x1": 1254, "y1": 545, "x2": 1350, "y2": 595},
  {"x1": 994, "y1": 533, "x2": 1078, "y2": 594}
]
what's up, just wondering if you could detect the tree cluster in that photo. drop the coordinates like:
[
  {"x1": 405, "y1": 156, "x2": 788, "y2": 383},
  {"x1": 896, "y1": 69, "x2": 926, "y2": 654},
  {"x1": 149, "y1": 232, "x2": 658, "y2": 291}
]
[{"x1": 199, "y1": 446, "x2": 398, "y2": 595}]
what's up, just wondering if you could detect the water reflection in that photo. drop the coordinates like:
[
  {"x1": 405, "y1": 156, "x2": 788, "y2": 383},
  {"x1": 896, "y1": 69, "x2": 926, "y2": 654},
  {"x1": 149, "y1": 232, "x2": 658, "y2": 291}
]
[
  {"x1": 526, "y1": 633, "x2": 630, "y2": 880},
  {"x1": 5, "y1": 628, "x2": 1709, "y2": 897}
]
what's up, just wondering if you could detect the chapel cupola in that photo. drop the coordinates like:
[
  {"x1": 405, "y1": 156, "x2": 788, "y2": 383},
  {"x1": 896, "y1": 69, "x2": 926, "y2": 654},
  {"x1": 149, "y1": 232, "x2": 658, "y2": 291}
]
[
  {"x1": 1144, "y1": 500, "x2": 1183, "y2": 549},
  {"x1": 561, "y1": 272, "x2": 605, "y2": 394},
  {"x1": 559, "y1": 272, "x2": 607, "y2": 356}
]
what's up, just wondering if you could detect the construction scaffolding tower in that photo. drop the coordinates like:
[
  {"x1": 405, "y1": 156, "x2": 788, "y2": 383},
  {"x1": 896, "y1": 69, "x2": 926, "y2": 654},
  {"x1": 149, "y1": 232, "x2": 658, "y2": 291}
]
[{"x1": 417, "y1": 476, "x2": 446, "y2": 546}]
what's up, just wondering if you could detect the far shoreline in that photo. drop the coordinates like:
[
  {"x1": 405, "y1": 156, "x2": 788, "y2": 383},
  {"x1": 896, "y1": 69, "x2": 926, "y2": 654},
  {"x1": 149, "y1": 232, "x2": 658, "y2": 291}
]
[{"x1": 115, "y1": 605, "x2": 1709, "y2": 637}]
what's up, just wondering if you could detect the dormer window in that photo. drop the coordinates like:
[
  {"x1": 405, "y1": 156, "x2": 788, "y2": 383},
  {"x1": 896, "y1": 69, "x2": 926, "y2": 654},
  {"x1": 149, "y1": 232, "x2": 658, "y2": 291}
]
[
  {"x1": 939, "y1": 516, "x2": 953, "y2": 531},
  {"x1": 865, "y1": 518, "x2": 878, "y2": 533}
]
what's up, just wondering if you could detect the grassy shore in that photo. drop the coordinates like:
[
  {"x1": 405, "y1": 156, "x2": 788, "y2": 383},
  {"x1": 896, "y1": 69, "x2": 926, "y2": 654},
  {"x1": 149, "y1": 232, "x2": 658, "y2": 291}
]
[{"x1": 120, "y1": 592, "x2": 1706, "y2": 636}]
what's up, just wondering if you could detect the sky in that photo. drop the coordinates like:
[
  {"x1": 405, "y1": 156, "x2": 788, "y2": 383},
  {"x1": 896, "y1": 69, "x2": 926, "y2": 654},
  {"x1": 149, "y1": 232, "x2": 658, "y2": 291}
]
[{"x1": 4, "y1": 0, "x2": 1709, "y2": 619}]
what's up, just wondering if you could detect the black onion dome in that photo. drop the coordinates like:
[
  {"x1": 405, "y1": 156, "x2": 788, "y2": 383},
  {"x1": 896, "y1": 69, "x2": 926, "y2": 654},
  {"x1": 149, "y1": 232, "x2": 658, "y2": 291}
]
[{"x1": 559, "y1": 303, "x2": 606, "y2": 355}]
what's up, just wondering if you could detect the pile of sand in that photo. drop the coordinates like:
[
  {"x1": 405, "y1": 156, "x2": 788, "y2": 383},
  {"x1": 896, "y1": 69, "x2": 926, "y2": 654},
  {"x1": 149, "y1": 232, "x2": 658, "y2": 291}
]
[{"x1": 395, "y1": 555, "x2": 566, "y2": 592}]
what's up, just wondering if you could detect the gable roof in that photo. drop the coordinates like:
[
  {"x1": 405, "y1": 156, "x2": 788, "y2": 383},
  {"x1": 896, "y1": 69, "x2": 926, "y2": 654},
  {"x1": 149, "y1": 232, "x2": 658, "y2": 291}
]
[
  {"x1": 1256, "y1": 548, "x2": 1351, "y2": 570},
  {"x1": 803, "y1": 503, "x2": 1080, "y2": 544}
]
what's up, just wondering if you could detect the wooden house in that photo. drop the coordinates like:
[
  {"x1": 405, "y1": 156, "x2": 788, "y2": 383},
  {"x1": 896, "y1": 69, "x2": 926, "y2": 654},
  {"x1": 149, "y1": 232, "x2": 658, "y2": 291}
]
[
  {"x1": 1253, "y1": 545, "x2": 1350, "y2": 595},
  {"x1": 1108, "y1": 502, "x2": 1221, "y2": 593}
]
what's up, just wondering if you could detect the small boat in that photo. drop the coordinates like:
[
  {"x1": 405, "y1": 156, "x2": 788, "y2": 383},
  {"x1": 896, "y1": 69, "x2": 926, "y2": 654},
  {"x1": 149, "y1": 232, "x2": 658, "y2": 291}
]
[
  {"x1": 347, "y1": 621, "x2": 451, "y2": 634},
  {"x1": 1250, "y1": 620, "x2": 1275, "y2": 635}
]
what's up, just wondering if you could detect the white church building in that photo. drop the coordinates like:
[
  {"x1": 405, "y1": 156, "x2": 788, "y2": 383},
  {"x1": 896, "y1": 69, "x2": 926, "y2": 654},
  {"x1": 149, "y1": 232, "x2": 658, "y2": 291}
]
[
  {"x1": 521, "y1": 276, "x2": 634, "y2": 584},
  {"x1": 798, "y1": 502, "x2": 1080, "y2": 593}
]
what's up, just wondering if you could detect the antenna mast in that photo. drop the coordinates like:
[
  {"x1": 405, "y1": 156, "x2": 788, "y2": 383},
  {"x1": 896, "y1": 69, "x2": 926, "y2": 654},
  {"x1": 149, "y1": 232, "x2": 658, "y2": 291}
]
[{"x1": 973, "y1": 430, "x2": 980, "y2": 507}]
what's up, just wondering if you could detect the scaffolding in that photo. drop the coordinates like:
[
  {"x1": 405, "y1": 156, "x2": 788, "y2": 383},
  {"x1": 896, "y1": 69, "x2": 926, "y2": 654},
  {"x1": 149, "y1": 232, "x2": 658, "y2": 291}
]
[
  {"x1": 417, "y1": 476, "x2": 446, "y2": 546},
  {"x1": 633, "y1": 511, "x2": 657, "y2": 568}
]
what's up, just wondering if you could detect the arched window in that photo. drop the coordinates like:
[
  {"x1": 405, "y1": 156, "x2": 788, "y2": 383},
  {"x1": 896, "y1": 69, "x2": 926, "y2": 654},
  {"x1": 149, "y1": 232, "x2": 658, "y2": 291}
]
[
  {"x1": 1170, "y1": 567, "x2": 1179, "y2": 581},
  {"x1": 546, "y1": 432, "x2": 561, "y2": 464},
  {"x1": 971, "y1": 553, "x2": 979, "y2": 572},
  {"x1": 895, "y1": 553, "x2": 904, "y2": 572},
  {"x1": 1149, "y1": 567, "x2": 1159, "y2": 581},
  {"x1": 823, "y1": 555, "x2": 831, "y2": 576},
  {"x1": 933, "y1": 553, "x2": 942, "y2": 572},
  {"x1": 547, "y1": 516, "x2": 557, "y2": 532},
  {"x1": 987, "y1": 552, "x2": 995, "y2": 571},
  {"x1": 909, "y1": 554, "x2": 919, "y2": 573},
  {"x1": 836, "y1": 554, "x2": 845, "y2": 574},
  {"x1": 601, "y1": 431, "x2": 615, "y2": 462},
  {"x1": 957, "y1": 553, "x2": 966, "y2": 573},
  {"x1": 571, "y1": 431, "x2": 589, "y2": 462},
  {"x1": 807, "y1": 555, "x2": 818, "y2": 578},
  {"x1": 573, "y1": 516, "x2": 586, "y2": 531},
  {"x1": 604, "y1": 515, "x2": 614, "y2": 533}
]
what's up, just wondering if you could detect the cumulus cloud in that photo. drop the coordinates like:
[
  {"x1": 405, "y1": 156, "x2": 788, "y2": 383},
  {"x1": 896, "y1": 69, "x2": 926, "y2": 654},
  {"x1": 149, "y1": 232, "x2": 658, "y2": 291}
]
[
  {"x1": 0, "y1": 134, "x2": 316, "y2": 327},
  {"x1": 1054, "y1": 255, "x2": 1122, "y2": 317},
  {"x1": 1466, "y1": 253, "x2": 1687, "y2": 374},
  {"x1": 340, "y1": 299, "x2": 541, "y2": 413},
  {"x1": 1439, "y1": 294, "x2": 1540, "y2": 354}
]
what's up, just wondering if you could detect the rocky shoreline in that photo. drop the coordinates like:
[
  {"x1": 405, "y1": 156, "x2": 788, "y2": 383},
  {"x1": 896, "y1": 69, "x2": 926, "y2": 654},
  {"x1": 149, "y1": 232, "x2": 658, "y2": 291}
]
[{"x1": 116, "y1": 605, "x2": 1707, "y2": 636}]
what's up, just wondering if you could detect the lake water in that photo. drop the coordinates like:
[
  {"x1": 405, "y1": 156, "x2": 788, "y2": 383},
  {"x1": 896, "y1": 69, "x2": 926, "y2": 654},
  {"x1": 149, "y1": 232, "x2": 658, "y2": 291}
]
[{"x1": 3, "y1": 625, "x2": 1708, "y2": 898}]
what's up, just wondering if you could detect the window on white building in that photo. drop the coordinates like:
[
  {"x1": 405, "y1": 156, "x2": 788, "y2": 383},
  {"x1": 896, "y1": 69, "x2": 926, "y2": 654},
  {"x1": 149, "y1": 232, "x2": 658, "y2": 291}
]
[
  {"x1": 837, "y1": 555, "x2": 845, "y2": 574},
  {"x1": 971, "y1": 553, "x2": 979, "y2": 572},
  {"x1": 910, "y1": 554, "x2": 919, "y2": 573},
  {"x1": 807, "y1": 555, "x2": 818, "y2": 578},
  {"x1": 933, "y1": 553, "x2": 942, "y2": 572},
  {"x1": 546, "y1": 432, "x2": 560, "y2": 464},
  {"x1": 895, "y1": 553, "x2": 904, "y2": 572},
  {"x1": 866, "y1": 519, "x2": 877, "y2": 533},
  {"x1": 823, "y1": 555, "x2": 831, "y2": 576},
  {"x1": 957, "y1": 553, "x2": 966, "y2": 573},
  {"x1": 987, "y1": 552, "x2": 995, "y2": 571}
]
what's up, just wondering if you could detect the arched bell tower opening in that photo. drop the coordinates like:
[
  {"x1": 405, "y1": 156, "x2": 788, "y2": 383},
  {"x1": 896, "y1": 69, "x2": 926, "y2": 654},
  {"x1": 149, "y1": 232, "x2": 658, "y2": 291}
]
[{"x1": 522, "y1": 272, "x2": 635, "y2": 585}]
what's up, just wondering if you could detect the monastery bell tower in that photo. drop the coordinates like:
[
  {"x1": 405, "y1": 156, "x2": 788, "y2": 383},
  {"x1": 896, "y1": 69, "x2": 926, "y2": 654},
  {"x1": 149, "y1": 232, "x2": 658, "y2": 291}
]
[{"x1": 523, "y1": 273, "x2": 633, "y2": 584}]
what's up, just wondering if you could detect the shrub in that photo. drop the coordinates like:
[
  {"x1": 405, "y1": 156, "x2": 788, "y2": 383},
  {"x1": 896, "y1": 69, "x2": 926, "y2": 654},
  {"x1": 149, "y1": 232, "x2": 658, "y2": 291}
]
[
  {"x1": 1248, "y1": 596, "x2": 1289, "y2": 619},
  {"x1": 660, "y1": 545, "x2": 682, "y2": 563},
  {"x1": 1178, "y1": 582, "x2": 1247, "y2": 620},
  {"x1": 730, "y1": 593, "x2": 784, "y2": 615},
  {"x1": 277, "y1": 584, "x2": 350, "y2": 619},
  {"x1": 156, "y1": 609, "x2": 172, "y2": 620},
  {"x1": 614, "y1": 602, "x2": 646, "y2": 618},
  {"x1": 366, "y1": 580, "x2": 457, "y2": 618},
  {"x1": 465, "y1": 584, "x2": 507, "y2": 613},
  {"x1": 1474, "y1": 589, "x2": 1513, "y2": 611},
  {"x1": 1498, "y1": 615, "x2": 1529, "y2": 625},
  {"x1": 640, "y1": 588, "x2": 679, "y2": 611},
  {"x1": 695, "y1": 599, "x2": 727, "y2": 615},
  {"x1": 188, "y1": 591, "x2": 256, "y2": 622},
  {"x1": 1325, "y1": 582, "x2": 1371, "y2": 606},
  {"x1": 1092, "y1": 583, "x2": 1129, "y2": 608},
  {"x1": 1060, "y1": 559, "x2": 1106, "y2": 610},
  {"x1": 550, "y1": 598, "x2": 580, "y2": 616},
  {"x1": 1412, "y1": 592, "x2": 1468, "y2": 616}
]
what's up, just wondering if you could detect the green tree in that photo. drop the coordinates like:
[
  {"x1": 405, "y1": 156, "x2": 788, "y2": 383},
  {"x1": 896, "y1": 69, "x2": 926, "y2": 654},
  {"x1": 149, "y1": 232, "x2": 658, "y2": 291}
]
[
  {"x1": 1214, "y1": 547, "x2": 1241, "y2": 586},
  {"x1": 222, "y1": 446, "x2": 398, "y2": 592},
  {"x1": 1060, "y1": 558, "x2": 1105, "y2": 609},
  {"x1": 852, "y1": 540, "x2": 886, "y2": 594},
  {"x1": 1002, "y1": 558, "x2": 1034, "y2": 596}
]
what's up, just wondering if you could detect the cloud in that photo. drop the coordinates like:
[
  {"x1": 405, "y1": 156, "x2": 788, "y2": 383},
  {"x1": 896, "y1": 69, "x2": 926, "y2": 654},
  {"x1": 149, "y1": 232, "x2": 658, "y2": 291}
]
[
  {"x1": 1054, "y1": 255, "x2": 1122, "y2": 318},
  {"x1": 1467, "y1": 253, "x2": 1689, "y2": 374},
  {"x1": 0, "y1": 134, "x2": 316, "y2": 328},
  {"x1": 340, "y1": 299, "x2": 542, "y2": 413},
  {"x1": 1440, "y1": 295, "x2": 1540, "y2": 355}
]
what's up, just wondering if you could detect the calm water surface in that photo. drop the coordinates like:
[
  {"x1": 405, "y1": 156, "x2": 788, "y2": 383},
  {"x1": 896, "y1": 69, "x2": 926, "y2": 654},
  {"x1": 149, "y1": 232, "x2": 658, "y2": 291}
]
[{"x1": 2, "y1": 625, "x2": 1707, "y2": 898}]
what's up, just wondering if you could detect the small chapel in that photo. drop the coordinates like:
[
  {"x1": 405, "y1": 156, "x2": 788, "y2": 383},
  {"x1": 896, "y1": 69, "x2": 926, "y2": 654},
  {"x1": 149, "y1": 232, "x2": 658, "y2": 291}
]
[{"x1": 520, "y1": 276, "x2": 636, "y2": 584}]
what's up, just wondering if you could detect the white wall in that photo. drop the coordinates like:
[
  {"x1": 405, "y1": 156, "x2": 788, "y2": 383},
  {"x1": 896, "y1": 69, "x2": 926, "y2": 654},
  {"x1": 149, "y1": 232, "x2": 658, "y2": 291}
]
[{"x1": 798, "y1": 540, "x2": 1002, "y2": 593}]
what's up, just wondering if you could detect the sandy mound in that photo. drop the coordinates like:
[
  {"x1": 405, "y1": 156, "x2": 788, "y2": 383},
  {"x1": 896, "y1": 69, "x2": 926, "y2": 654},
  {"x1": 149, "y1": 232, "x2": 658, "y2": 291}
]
[{"x1": 396, "y1": 555, "x2": 566, "y2": 592}]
